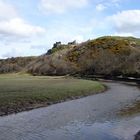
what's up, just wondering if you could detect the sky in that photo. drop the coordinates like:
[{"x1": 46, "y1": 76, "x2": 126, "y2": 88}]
[{"x1": 0, "y1": 0, "x2": 140, "y2": 58}]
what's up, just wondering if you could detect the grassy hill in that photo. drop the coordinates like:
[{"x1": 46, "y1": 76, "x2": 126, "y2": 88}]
[
  {"x1": 0, "y1": 36, "x2": 139, "y2": 78},
  {"x1": 27, "y1": 36, "x2": 140, "y2": 78}
]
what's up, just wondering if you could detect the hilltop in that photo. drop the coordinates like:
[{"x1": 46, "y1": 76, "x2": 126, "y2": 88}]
[
  {"x1": 28, "y1": 36, "x2": 140, "y2": 78},
  {"x1": 0, "y1": 36, "x2": 140, "y2": 78}
]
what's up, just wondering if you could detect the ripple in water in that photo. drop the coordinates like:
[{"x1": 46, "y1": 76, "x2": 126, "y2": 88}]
[{"x1": 41, "y1": 115, "x2": 140, "y2": 140}]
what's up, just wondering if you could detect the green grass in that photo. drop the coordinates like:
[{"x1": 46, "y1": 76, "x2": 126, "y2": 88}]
[{"x1": 0, "y1": 74, "x2": 105, "y2": 115}]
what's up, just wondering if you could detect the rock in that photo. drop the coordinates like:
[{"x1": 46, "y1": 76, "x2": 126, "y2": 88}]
[
  {"x1": 135, "y1": 131, "x2": 140, "y2": 140},
  {"x1": 68, "y1": 40, "x2": 76, "y2": 45},
  {"x1": 53, "y1": 42, "x2": 61, "y2": 48}
]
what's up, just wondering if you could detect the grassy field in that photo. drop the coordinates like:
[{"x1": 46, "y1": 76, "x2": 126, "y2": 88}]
[{"x1": 0, "y1": 74, "x2": 105, "y2": 116}]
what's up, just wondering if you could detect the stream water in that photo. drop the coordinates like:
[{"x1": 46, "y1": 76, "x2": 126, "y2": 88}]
[{"x1": 0, "y1": 82, "x2": 140, "y2": 140}]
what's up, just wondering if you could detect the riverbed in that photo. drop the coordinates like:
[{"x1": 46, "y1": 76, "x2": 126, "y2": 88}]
[{"x1": 0, "y1": 82, "x2": 139, "y2": 140}]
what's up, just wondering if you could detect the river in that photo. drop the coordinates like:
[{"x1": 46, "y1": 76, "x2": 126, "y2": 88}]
[{"x1": 0, "y1": 82, "x2": 140, "y2": 140}]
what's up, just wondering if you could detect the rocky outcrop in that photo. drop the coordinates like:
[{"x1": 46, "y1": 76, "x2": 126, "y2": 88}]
[{"x1": 135, "y1": 131, "x2": 140, "y2": 140}]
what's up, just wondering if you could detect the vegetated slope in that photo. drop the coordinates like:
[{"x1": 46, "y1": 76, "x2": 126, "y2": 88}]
[
  {"x1": 28, "y1": 36, "x2": 140, "y2": 77},
  {"x1": 0, "y1": 56, "x2": 36, "y2": 73}
]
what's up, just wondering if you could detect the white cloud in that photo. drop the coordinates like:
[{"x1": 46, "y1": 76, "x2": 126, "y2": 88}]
[
  {"x1": 1, "y1": 48, "x2": 22, "y2": 58},
  {"x1": 110, "y1": 10, "x2": 140, "y2": 34},
  {"x1": 111, "y1": 0, "x2": 121, "y2": 3},
  {"x1": 75, "y1": 35, "x2": 84, "y2": 43},
  {"x1": 0, "y1": 0, "x2": 46, "y2": 45},
  {"x1": 0, "y1": 0, "x2": 47, "y2": 58},
  {"x1": 0, "y1": 0, "x2": 18, "y2": 20},
  {"x1": 0, "y1": 18, "x2": 46, "y2": 38},
  {"x1": 114, "y1": 32, "x2": 134, "y2": 37},
  {"x1": 0, "y1": 0, "x2": 46, "y2": 39},
  {"x1": 96, "y1": 4, "x2": 106, "y2": 12},
  {"x1": 0, "y1": 41, "x2": 46, "y2": 59},
  {"x1": 39, "y1": 0, "x2": 89, "y2": 14},
  {"x1": 95, "y1": 0, "x2": 121, "y2": 12}
]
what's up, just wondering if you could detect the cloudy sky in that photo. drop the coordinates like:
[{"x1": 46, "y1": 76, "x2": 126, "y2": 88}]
[{"x1": 0, "y1": 0, "x2": 140, "y2": 58}]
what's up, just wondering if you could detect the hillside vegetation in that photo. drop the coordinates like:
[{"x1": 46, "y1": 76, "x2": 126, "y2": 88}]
[
  {"x1": 0, "y1": 56, "x2": 36, "y2": 73},
  {"x1": 28, "y1": 36, "x2": 140, "y2": 78},
  {"x1": 0, "y1": 36, "x2": 139, "y2": 77}
]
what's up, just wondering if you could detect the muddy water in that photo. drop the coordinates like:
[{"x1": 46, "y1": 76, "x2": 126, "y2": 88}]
[{"x1": 0, "y1": 82, "x2": 140, "y2": 140}]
